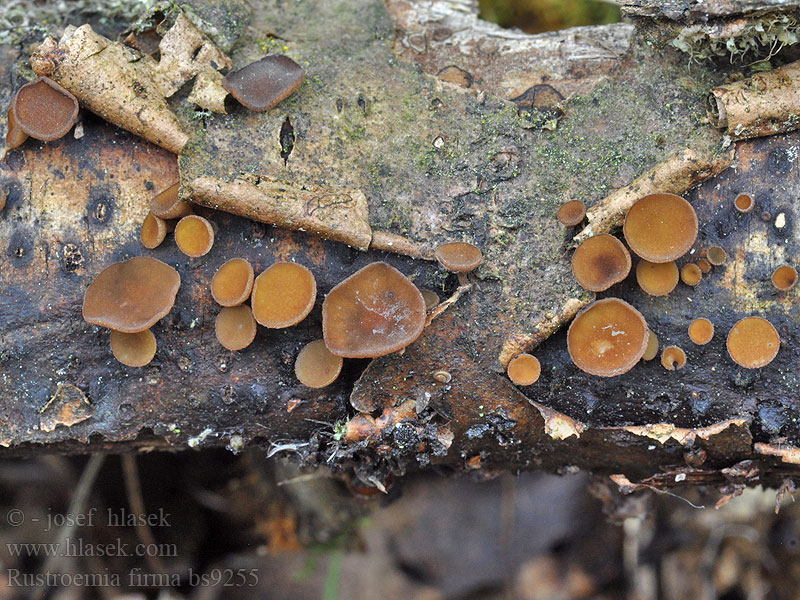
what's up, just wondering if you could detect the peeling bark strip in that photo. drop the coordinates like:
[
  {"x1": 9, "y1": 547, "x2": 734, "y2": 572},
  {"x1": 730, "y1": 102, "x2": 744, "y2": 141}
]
[{"x1": 708, "y1": 60, "x2": 800, "y2": 140}]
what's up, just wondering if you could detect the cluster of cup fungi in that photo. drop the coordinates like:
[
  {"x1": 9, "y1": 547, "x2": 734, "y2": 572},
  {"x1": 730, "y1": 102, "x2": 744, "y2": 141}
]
[{"x1": 504, "y1": 190, "x2": 795, "y2": 386}]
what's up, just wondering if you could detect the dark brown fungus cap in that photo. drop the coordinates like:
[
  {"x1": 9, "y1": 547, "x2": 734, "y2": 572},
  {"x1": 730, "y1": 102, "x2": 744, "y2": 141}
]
[
  {"x1": 434, "y1": 242, "x2": 483, "y2": 273},
  {"x1": 211, "y1": 258, "x2": 255, "y2": 307},
  {"x1": 215, "y1": 305, "x2": 257, "y2": 351},
  {"x1": 680, "y1": 263, "x2": 703, "y2": 286},
  {"x1": 696, "y1": 258, "x2": 712, "y2": 274},
  {"x1": 295, "y1": 339, "x2": 344, "y2": 389},
  {"x1": 110, "y1": 329, "x2": 157, "y2": 367},
  {"x1": 688, "y1": 318, "x2": 714, "y2": 345},
  {"x1": 175, "y1": 215, "x2": 214, "y2": 258},
  {"x1": 623, "y1": 193, "x2": 698, "y2": 262},
  {"x1": 727, "y1": 317, "x2": 780, "y2": 368},
  {"x1": 140, "y1": 212, "x2": 167, "y2": 249},
  {"x1": 734, "y1": 194, "x2": 754, "y2": 214},
  {"x1": 12, "y1": 77, "x2": 79, "y2": 141},
  {"x1": 223, "y1": 55, "x2": 305, "y2": 112},
  {"x1": 566, "y1": 298, "x2": 649, "y2": 377},
  {"x1": 150, "y1": 183, "x2": 193, "y2": 220},
  {"x1": 661, "y1": 345, "x2": 686, "y2": 370},
  {"x1": 642, "y1": 331, "x2": 659, "y2": 361},
  {"x1": 251, "y1": 262, "x2": 316, "y2": 328},
  {"x1": 635, "y1": 260, "x2": 678, "y2": 296},
  {"x1": 5, "y1": 105, "x2": 28, "y2": 151},
  {"x1": 557, "y1": 200, "x2": 586, "y2": 226},
  {"x1": 322, "y1": 262, "x2": 426, "y2": 358},
  {"x1": 772, "y1": 265, "x2": 798, "y2": 291},
  {"x1": 507, "y1": 353, "x2": 541, "y2": 386},
  {"x1": 572, "y1": 234, "x2": 631, "y2": 292},
  {"x1": 707, "y1": 246, "x2": 727, "y2": 266},
  {"x1": 83, "y1": 257, "x2": 180, "y2": 333}
]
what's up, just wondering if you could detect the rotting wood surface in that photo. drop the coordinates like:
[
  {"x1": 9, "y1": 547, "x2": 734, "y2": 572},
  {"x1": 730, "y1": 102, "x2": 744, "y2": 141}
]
[{"x1": 0, "y1": 0, "x2": 799, "y2": 495}]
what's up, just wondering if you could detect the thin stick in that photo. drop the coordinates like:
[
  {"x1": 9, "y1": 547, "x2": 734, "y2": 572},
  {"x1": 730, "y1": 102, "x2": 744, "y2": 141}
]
[{"x1": 121, "y1": 454, "x2": 166, "y2": 574}]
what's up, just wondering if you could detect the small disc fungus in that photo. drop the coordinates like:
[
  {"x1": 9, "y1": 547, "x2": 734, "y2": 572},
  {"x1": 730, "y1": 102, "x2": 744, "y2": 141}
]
[
  {"x1": 635, "y1": 260, "x2": 678, "y2": 296},
  {"x1": 12, "y1": 77, "x2": 79, "y2": 141},
  {"x1": 727, "y1": 316, "x2": 780, "y2": 368},
  {"x1": 140, "y1": 212, "x2": 167, "y2": 249},
  {"x1": 507, "y1": 353, "x2": 541, "y2": 386},
  {"x1": 5, "y1": 106, "x2": 29, "y2": 151},
  {"x1": 294, "y1": 339, "x2": 344, "y2": 389},
  {"x1": 215, "y1": 305, "x2": 257, "y2": 351},
  {"x1": 696, "y1": 258, "x2": 712, "y2": 274},
  {"x1": 83, "y1": 256, "x2": 180, "y2": 333},
  {"x1": 623, "y1": 193, "x2": 698, "y2": 262},
  {"x1": 150, "y1": 183, "x2": 193, "y2": 220},
  {"x1": 322, "y1": 262, "x2": 426, "y2": 358},
  {"x1": 661, "y1": 345, "x2": 687, "y2": 370},
  {"x1": 434, "y1": 241, "x2": 483, "y2": 273},
  {"x1": 251, "y1": 262, "x2": 316, "y2": 328},
  {"x1": 680, "y1": 263, "x2": 703, "y2": 286},
  {"x1": 734, "y1": 194, "x2": 754, "y2": 214},
  {"x1": 223, "y1": 55, "x2": 305, "y2": 112},
  {"x1": 557, "y1": 200, "x2": 586, "y2": 226},
  {"x1": 772, "y1": 265, "x2": 798, "y2": 291},
  {"x1": 566, "y1": 298, "x2": 649, "y2": 377},
  {"x1": 572, "y1": 233, "x2": 631, "y2": 292},
  {"x1": 212, "y1": 258, "x2": 255, "y2": 306},
  {"x1": 175, "y1": 215, "x2": 214, "y2": 258},
  {"x1": 707, "y1": 246, "x2": 727, "y2": 266},
  {"x1": 110, "y1": 329, "x2": 157, "y2": 367},
  {"x1": 688, "y1": 318, "x2": 714, "y2": 345},
  {"x1": 419, "y1": 288, "x2": 440, "y2": 309},
  {"x1": 642, "y1": 331, "x2": 659, "y2": 361}
]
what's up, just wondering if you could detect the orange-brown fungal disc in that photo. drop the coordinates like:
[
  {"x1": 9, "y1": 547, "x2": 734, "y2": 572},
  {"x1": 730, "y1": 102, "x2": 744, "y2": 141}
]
[
  {"x1": 211, "y1": 258, "x2": 254, "y2": 307},
  {"x1": 507, "y1": 353, "x2": 541, "y2": 386},
  {"x1": 110, "y1": 329, "x2": 157, "y2": 367},
  {"x1": 140, "y1": 212, "x2": 167, "y2": 249},
  {"x1": 558, "y1": 200, "x2": 586, "y2": 226},
  {"x1": 734, "y1": 194, "x2": 754, "y2": 214},
  {"x1": 623, "y1": 193, "x2": 698, "y2": 262},
  {"x1": 727, "y1": 317, "x2": 780, "y2": 368},
  {"x1": 83, "y1": 256, "x2": 180, "y2": 333},
  {"x1": 696, "y1": 258, "x2": 712, "y2": 274},
  {"x1": 707, "y1": 246, "x2": 727, "y2": 266},
  {"x1": 772, "y1": 265, "x2": 798, "y2": 291},
  {"x1": 434, "y1": 242, "x2": 483, "y2": 273},
  {"x1": 215, "y1": 305, "x2": 257, "y2": 351},
  {"x1": 295, "y1": 339, "x2": 344, "y2": 389},
  {"x1": 572, "y1": 233, "x2": 631, "y2": 292},
  {"x1": 661, "y1": 345, "x2": 687, "y2": 370},
  {"x1": 150, "y1": 183, "x2": 193, "y2": 219},
  {"x1": 688, "y1": 318, "x2": 714, "y2": 345},
  {"x1": 175, "y1": 215, "x2": 214, "y2": 258},
  {"x1": 5, "y1": 105, "x2": 28, "y2": 151},
  {"x1": 419, "y1": 289, "x2": 440, "y2": 309},
  {"x1": 635, "y1": 260, "x2": 678, "y2": 296},
  {"x1": 223, "y1": 55, "x2": 305, "y2": 111},
  {"x1": 251, "y1": 262, "x2": 316, "y2": 328},
  {"x1": 12, "y1": 77, "x2": 79, "y2": 141},
  {"x1": 322, "y1": 262, "x2": 426, "y2": 358},
  {"x1": 642, "y1": 331, "x2": 659, "y2": 361},
  {"x1": 680, "y1": 263, "x2": 703, "y2": 286},
  {"x1": 566, "y1": 298, "x2": 649, "y2": 377}
]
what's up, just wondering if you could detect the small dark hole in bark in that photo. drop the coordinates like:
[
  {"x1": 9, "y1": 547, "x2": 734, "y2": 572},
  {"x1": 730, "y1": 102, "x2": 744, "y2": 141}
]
[{"x1": 279, "y1": 116, "x2": 295, "y2": 164}]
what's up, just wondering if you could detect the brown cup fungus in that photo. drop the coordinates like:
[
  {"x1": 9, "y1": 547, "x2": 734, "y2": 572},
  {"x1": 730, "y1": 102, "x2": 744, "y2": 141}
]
[
  {"x1": 772, "y1": 265, "x2": 798, "y2": 291},
  {"x1": 295, "y1": 339, "x2": 344, "y2": 389},
  {"x1": 642, "y1": 331, "x2": 659, "y2": 361},
  {"x1": 623, "y1": 193, "x2": 698, "y2": 262},
  {"x1": 251, "y1": 262, "x2": 316, "y2": 328},
  {"x1": 110, "y1": 329, "x2": 157, "y2": 367},
  {"x1": 215, "y1": 305, "x2": 257, "y2": 351},
  {"x1": 322, "y1": 262, "x2": 426, "y2": 358},
  {"x1": 635, "y1": 260, "x2": 678, "y2": 296},
  {"x1": 434, "y1": 242, "x2": 483, "y2": 273},
  {"x1": 734, "y1": 194, "x2": 754, "y2": 213},
  {"x1": 680, "y1": 263, "x2": 703, "y2": 286},
  {"x1": 566, "y1": 298, "x2": 649, "y2": 377},
  {"x1": 12, "y1": 77, "x2": 79, "y2": 141},
  {"x1": 707, "y1": 246, "x2": 727, "y2": 266},
  {"x1": 661, "y1": 345, "x2": 687, "y2": 370},
  {"x1": 83, "y1": 256, "x2": 180, "y2": 333},
  {"x1": 557, "y1": 200, "x2": 586, "y2": 226},
  {"x1": 211, "y1": 258, "x2": 255, "y2": 307},
  {"x1": 727, "y1": 317, "x2": 780, "y2": 368},
  {"x1": 419, "y1": 289, "x2": 440, "y2": 309},
  {"x1": 140, "y1": 212, "x2": 168, "y2": 249},
  {"x1": 175, "y1": 215, "x2": 214, "y2": 258},
  {"x1": 223, "y1": 55, "x2": 305, "y2": 112},
  {"x1": 507, "y1": 353, "x2": 542, "y2": 386},
  {"x1": 5, "y1": 105, "x2": 29, "y2": 151},
  {"x1": 572, "y1": 234, "x2": 631, "y2": 292},
  {"x1": 150, "y1": 183, "x2": 193, "y2": 220},
  {"x1": 688, "y1": 318, "x2": 714, "y2": 345},
  {"x1": 696, "y1": 258, "x2": 712, "y2": 274}
]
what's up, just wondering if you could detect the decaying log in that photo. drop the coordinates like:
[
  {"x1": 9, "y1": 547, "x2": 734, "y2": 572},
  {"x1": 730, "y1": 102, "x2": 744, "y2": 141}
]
[{"x1": 0, "y1": 0, "x2": 799, "y2": 497}]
